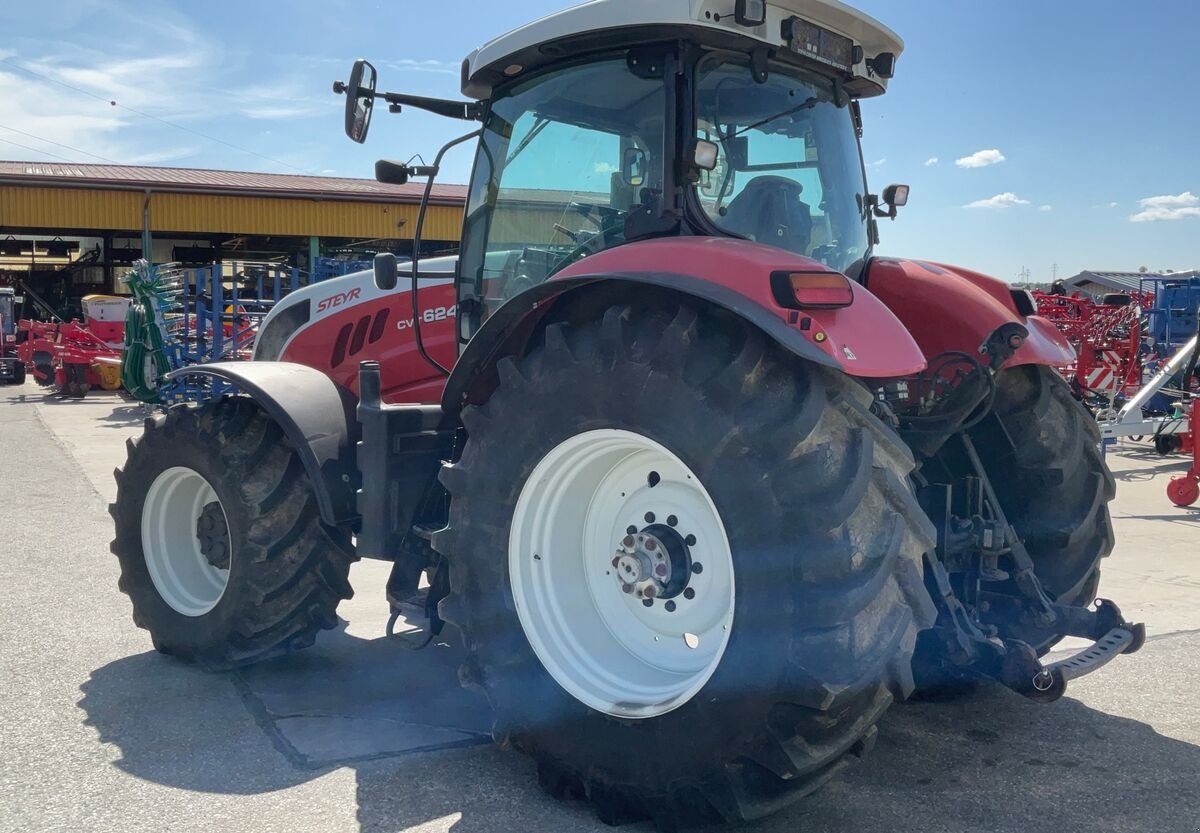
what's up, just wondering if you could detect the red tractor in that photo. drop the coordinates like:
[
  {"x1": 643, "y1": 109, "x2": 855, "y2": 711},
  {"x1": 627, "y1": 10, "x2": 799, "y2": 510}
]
[
  {"x1": 0, "y1": 287, "x2": 25, "y2": 385},
  {"x1": 110, "y1": 1, "x2": 1143, "y2": 826}
]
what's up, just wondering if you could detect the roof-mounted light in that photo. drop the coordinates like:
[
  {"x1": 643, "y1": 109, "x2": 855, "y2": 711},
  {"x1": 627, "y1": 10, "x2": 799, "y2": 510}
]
[
  {"x1": 734, "y1": 0, "x2": 766, "y2": 27},
  {"x1": 780, "y1": 16, "x2": 855, "y2": 73}
]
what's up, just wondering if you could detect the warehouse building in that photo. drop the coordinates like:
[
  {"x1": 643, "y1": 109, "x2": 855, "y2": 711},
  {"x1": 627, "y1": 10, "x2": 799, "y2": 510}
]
[
  {"x1": 0, "y1": 161, "x2": 466, "y2": 315},
  {"x1": 1063, "y1": 269, "x2": 1200, "y2": 297}
]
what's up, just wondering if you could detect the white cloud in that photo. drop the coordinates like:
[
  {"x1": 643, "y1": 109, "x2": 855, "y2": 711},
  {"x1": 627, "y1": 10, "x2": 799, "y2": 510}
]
[
  {"x1": 1129, "y1": 191, "x2": 1200, "y2": 222},
  {"x1": 1108, "y1": 201, "x2": 1119, "y2": 208},
  {"x1": 955, "y1": 149, "x2": 1006, "y2": 169},
  {"x1": 964, "y1": 192, "x2": 1030, "y2": 209},
  {"x1": 924, "y1": 156, "x2": 939, "y2": 167},
  {"x1": 867, "y1": 158, "x2": 886, "y2": 169},
  {"x1": 1038, "y1": 205, "x2": 1053, "y2": 212}
]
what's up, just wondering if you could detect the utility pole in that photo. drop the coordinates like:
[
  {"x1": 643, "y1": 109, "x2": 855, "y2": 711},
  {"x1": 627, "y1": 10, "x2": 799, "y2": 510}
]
[{"x1": 1051, "y1": 263, "x2": 1058, "y2": 282}]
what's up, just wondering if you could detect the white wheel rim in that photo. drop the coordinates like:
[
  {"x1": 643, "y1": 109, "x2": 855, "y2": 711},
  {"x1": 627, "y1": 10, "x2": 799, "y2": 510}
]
[
  {"x1": 141, "y1": 466, "x2": 231, "y2": 617},
  {"x1": 509, "y1": 429, "x2": 735, "y2": 719}
]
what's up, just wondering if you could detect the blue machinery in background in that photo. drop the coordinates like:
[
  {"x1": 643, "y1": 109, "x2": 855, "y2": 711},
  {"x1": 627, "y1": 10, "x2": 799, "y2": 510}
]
[
  {"x1": 122, "y1": 258, "x2": 372, "y2": 407},
  {"x1": 1141, "y1": 275, "x2": 1200, "y2": 351}
]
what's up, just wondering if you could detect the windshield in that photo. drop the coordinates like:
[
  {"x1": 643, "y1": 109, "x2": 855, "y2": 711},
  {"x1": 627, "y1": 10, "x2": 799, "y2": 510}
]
[
  {"x1": 694, "y1": 55, "x2": 870, "y2": 275},
  {"x1": 458, "y1": 57, "x2": 666, "y2": 329}
]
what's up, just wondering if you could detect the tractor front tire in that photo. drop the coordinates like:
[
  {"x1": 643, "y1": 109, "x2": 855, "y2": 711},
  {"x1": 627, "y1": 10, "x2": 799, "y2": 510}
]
[
  {"x1": 434, "y1": 303, "x2": 937, "y2": 827},
  {"x1": 110, "y1": 399, "x2": 356, "y2": 669}
]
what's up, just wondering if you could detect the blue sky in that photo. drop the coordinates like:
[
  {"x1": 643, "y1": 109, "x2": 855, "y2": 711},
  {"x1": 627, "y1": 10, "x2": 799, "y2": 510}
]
[{"x1": 1, "y1": 0, "x2": 1197, "y2": 281}]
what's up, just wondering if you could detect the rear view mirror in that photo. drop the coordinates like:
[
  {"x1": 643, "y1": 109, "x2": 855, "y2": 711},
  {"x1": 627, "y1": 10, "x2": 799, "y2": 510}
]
[
  {"x1": 374, "y1": 252, "x2": 398, "y2": 291},
  {"x1": 622, "y1": 147, "x2": 648, "y2": 187},
  {"x1": 339, "y1": 59, "x2": 377, "y2": 144}
]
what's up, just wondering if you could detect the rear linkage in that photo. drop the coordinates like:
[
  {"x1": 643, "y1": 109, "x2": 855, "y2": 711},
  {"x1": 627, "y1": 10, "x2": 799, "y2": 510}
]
[{"x1": 882, "y1": 325, "x2": 1145, "y2": 702}]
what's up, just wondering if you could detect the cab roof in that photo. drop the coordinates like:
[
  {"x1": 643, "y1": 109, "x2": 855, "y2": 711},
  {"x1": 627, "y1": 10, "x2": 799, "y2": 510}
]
[{"x1": 463, "y1": 0, "x2": 903, "y2": 100}]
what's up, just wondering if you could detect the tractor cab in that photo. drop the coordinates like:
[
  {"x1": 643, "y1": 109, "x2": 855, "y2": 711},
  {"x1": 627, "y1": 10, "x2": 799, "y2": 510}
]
[{"x1": 337, "y1": 0, "x2": 909, "y2": 341}]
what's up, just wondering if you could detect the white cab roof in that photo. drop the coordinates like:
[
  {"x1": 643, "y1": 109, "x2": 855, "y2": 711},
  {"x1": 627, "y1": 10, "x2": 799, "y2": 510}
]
[{"x1": 464, "y1": 0, "x2": 903, "y2": 99}]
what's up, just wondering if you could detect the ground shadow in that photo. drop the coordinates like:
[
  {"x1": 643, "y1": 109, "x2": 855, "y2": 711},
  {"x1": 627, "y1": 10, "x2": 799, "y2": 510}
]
[{"x1": 80, "y1": 633, "x2": 1200, "y2": 833}]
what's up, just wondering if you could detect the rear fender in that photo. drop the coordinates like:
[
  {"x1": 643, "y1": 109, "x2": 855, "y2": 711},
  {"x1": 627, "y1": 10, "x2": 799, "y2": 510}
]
[
  {"x1": 864, "y1": 258, "x2": 1075, "y2": 368},
  {"x1": 443, "y1": 237, "x2": 926, "y2": 412},
  {"x1": 164, "y1": 362, "x2": 360, "y2": 526}
]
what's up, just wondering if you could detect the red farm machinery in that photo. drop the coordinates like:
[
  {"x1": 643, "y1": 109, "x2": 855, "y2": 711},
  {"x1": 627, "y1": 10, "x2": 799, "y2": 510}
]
[
  {"x1": 16, "y1": 295, "x2": 127, "y2": 397},
  {"x1": 108, "y1": 1, "x2": 1145, "y2": 826},
  {"x1": 1032, "y1": 289, "x2": 1151, "y2": 408}
]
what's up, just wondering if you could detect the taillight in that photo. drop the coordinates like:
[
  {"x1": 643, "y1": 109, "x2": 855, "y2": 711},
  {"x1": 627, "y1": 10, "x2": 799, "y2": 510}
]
[{"x1": 770, "y1": 270, "x2": 854, "y2": 309}]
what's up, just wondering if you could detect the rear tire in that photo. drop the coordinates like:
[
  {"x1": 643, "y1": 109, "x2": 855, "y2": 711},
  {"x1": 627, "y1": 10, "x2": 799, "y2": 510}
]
[
  {"x1": 11, "y1": 362, "x2": 25, "y2": 385},
  {"x1": 435, "y1": 303, "x2": 937, "y2": 826},
  {"x1": 110, "y1": 398, "x2": 357, "y2": 669},
  {"x1": 980, "y1": 365, "x2": 1114, "y2": 651}
]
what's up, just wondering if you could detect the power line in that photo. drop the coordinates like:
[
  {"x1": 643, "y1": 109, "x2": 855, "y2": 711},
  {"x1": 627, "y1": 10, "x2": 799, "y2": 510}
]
[
  {"x1": 0, "y1": 122, "x2": 120, "y2": 164},
  {"x1": 0, "y1": 135, "x2": 76, "y2": 163},
  {"x1": 0, "y1": 58, "x2": 311, "y2": 173}
]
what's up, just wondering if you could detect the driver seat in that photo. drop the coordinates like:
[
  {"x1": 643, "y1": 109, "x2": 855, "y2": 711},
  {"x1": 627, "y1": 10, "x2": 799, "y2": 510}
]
[{"x1": 722, "y1": 175, "x2": 813, "y2": 255}]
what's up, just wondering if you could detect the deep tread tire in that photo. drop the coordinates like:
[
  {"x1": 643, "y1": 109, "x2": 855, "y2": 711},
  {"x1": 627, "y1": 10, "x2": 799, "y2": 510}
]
[
  {"x1": 110, "y1": 398, "x2": 357, "y2": 669},
  {"x1": 434, "y1": 302, "x2": 937, "y2": 827},
  {"x1": 980, "y1": 365, "x2": 1114, "y2": 649}
]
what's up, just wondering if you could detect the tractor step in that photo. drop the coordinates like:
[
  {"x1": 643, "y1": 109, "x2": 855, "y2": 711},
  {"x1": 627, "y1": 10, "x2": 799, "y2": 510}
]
[
  {"x1": 1002, "y1": 621, "x2": 1145, "y2": 703},
  {"x1": 1046, "y1": 623, "x2": 1144, "y2": 683}
]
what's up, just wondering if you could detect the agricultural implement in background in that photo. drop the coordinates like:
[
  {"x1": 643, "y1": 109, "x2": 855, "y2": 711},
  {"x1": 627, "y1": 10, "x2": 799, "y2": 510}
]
[
  {"x1": 108, "y1": 2, "x2": 1147, "y2": 827},
  {"x1": 1032, "y1": 289, "x2": 1152, "y2": 409},
  {"x1": 16, "y1": 295, "x2": 128, "y2": 397},
  {"x1": 121, "y1": 259, "x2": 373, "y2": 406}
]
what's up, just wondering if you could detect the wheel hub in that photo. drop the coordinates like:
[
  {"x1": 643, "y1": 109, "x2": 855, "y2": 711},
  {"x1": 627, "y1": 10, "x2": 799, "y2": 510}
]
[
  {"x1": 613, "y1": 525, "x2": 693, "y2": 603},
  {"x1": 196, "y1": 501, "x2": 231, "y2": 570}
]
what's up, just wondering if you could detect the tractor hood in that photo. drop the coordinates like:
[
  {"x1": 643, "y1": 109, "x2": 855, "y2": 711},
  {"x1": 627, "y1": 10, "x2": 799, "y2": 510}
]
[{"x1": 463, "y1": 0, "x2": 903, "y2": 100}]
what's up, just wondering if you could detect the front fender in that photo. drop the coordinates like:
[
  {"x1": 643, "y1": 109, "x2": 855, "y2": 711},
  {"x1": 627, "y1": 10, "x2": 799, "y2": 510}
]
[
  {"x1": 164, "y1": 362, "x2": 360, "y2": 526},
  {"x1": 443, "y1": 238, "x2": 926, "y2": 412},
  {"x1": 864, "y1": 258, "x2": 1075, "y2": 368}
]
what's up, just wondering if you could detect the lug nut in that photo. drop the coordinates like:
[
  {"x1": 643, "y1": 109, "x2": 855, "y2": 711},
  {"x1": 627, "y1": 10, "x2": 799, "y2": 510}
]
[
  {"x1": 612, "y1": 556, "x2": 621, "y2": 568},
  {"x1": 655, "y1": 564, "x2": 668, "y2": 577},
  {"x1": 645, "y1": 512, "x2": 656, "y2": 523},
  {"x1": 642, "y1": 598, "x2": 654, "y2": 608},
  {"x1": 644, "y1": 586, "x2": 657, "y2": 599},
  {"x1": 684, "y1": 588, "x2": 696, "y2": 600},
  {"x1": 685, "y1": 534, "x2": 697, "y2": 546},
  {"x1": 645, "y1": 539, "x2": 657, "y2": 551},
  {"x1": 627, "y1": 525, "x2": 637, "y2": 535},
  {"x1": 691, "y1": 562, "x2": 703, "y2": 574},
  {"x1": 667, "y1": 515, "x2": 678, "y2": 527},
  {"x1": 623, "y1": 535, "x2": 635, "y2": 548},
  {"x1": 622, "y1": 584, "x2": 634, "y2": 594},
  {"x1": 665, "y1": 601, "x2": 677, "y2": 613}
]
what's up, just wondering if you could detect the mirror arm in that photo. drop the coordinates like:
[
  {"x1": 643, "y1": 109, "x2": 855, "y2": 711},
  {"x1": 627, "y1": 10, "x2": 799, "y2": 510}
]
[
  {"x1": 408, "y1": 127, "x2": 484, "y2": 379},
  {"x1": 379, "y1": 91, "x2": 483, "y2": 122}
]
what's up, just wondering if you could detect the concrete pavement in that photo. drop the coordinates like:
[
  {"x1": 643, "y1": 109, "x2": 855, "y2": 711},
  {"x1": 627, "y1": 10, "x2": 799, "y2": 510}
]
[{"x1": 2, "y1": 379, "x2": 1198, "y2": 832}]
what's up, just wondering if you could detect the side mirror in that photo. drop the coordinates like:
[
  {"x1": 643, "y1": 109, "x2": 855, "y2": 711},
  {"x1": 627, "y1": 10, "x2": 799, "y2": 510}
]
[
  {"x1": 337, "y1": 59, "x2": 377, "y2": 144},
  {"x1": 622, "y1": 147, "x2": 648, "y2": 187},
  {"x1": 374, "y1": 252, "x2": 398, "y2": 291}
]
